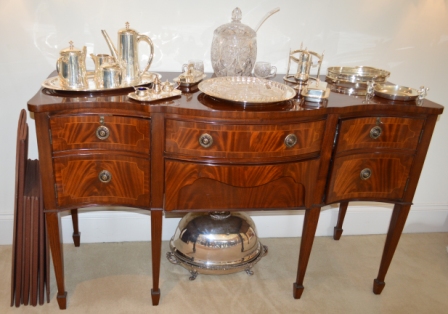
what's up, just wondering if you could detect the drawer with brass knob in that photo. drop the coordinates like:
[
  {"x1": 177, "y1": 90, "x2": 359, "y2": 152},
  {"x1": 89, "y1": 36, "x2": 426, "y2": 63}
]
[
  {"x1": 335, "y1": 117, "x2": 424, "y2": 154},
  {"x1": 50, "y1": 115, "x2": 151, "y2": 155},
  {"x1": 53, "y1": 155, "x2": 150, "y2": 208},
  {"x1": 165, "y1": 118, "x2": 326, "y2": 160},
  {"x1": 326, "y1": 152, "x2": 414, "y2": 204}
]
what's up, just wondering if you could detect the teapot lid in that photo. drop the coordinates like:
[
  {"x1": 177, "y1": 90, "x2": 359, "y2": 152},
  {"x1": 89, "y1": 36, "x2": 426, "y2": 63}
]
[
  {"x1": 60, "y1": 41, "x2": 83, "y2": 54},
  {"x1": 118, "y1": 21, "x2": 137, "y2": 35},
  {"x1": 213, "y1": 7, "x2": 256, "y2": 38}
]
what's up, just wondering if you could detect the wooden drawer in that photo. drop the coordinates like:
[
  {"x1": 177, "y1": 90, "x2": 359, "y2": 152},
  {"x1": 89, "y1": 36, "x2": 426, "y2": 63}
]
[
  {"x1": 335, "y1": 117, "x2": 424, "y2": 153},
  {"x1": 164, "y1": 159, "x2": 320, "y2": 211},
  {"x1": 53, "y1": 154, "x2": 150, "y2": 208},
  {"x1": 165, "y1": 118, "x2": 326, "y2": 159},
  {"x1": 326, "y1": 153, "x2": 414, "y2": 204},
  {"x1": 50, "y1": 115, "x2": 150, "y2": 154}
]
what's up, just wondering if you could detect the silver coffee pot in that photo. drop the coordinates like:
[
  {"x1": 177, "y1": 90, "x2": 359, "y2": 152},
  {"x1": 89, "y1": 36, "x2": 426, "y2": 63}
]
[
  {"x1": 102, "y1": 22, "x2": 154, "y2": 86},
  {"x1": 56, "y1": 41, "x2": 88, "y2": 89}
]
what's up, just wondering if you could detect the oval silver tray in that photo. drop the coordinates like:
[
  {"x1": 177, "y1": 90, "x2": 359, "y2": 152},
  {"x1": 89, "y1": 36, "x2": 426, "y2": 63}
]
[
  {"x1": 374, "y1": 84, "x2": 419, "y2": 101},
  {"x1": 198, "y1": 76, "x2": 296, "y2": 104},
  {"x1": 327, "y1": 66, "x2": 390, "y2": 83},
  {"x1": 42, "y1": 71, "x2": 161, "y2": 92},
  {"x1": 128, "y1": 89, "x2": 182, "y2": 102}
]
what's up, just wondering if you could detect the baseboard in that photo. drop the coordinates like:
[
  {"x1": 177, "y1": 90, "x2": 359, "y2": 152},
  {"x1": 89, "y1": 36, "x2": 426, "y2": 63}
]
[{"x1": 1, "y1": 203, "x2": 447, "y2": 245}]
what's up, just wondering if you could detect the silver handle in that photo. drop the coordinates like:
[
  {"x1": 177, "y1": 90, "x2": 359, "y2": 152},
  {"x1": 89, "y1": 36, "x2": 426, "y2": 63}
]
[
  {"x1": 98, "y1": 170, "x2": 112, "y2": 183},
  {"x1": 96, "y1": 125, "x2": 110, "y2": 140},
  {"x1": 284, "y1": 134, "x2": 298, "y2": 148},
  {"x1": 370, "y1": 126, "x2": 382, "y2": 139},
  {"x1": 199, "y1": 133, "x2": 213, "y2": 148},
  {"x1": 360, "y1": 168, "x2": 372, "y2": 180}
]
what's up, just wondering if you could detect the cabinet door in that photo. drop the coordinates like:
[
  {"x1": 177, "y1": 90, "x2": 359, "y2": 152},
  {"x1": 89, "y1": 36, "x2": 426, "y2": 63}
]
[
  {"x1": 53, "y1": 154, "x2": 150, "y2": 208},
  {"x1": 326, "y1": 153, "x2": 414, "y2": 204},
  {"x1": 164, "y1": 159, "x2": 320, "y2": 211}
]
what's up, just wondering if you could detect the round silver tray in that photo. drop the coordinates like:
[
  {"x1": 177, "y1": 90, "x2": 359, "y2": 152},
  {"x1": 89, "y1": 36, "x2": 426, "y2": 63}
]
[
  {"x1": 42, "y1": 71, "x2": 161, "y2": 92},
  {"x1": 198, "y1": 76, "x2": 296, "y2": 104},
  {"x1": 327, "y1": 66, "x2": 390, "y2": 83},
  {"x1": 374, "y1": 84, "x2": 419, "y2": 101}
]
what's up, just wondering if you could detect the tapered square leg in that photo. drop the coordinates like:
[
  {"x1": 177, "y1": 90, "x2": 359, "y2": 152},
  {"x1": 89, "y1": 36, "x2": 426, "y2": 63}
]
[{"x1": 294, "y1": 207, "x2": 321, "y2": 299}]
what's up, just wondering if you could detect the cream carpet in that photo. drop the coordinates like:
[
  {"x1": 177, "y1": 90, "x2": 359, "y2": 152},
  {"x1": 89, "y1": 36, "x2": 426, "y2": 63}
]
[{"x1": 1, "y1": 233, "x2": 447, "y2": 313}]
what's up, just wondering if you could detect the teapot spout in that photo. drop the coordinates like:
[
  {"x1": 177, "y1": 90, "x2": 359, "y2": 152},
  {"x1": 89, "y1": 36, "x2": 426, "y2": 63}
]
[{"x1": 101, "y1": 30, "x2": 119, "y2": 61}]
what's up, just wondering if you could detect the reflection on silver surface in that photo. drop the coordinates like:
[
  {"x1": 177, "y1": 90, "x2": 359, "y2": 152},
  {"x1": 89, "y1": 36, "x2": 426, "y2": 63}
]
[{"x1": 167, "y1": 212, "x2": 268, "y2": 279}]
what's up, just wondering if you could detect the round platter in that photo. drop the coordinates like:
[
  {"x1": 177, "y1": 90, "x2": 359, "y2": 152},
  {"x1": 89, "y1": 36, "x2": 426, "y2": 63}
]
[
  {"x1": 198, "y1": 76, "x2": 296, "y2": 104},
  {"x1": 374, "y1": 84, "x2": 419, "y2": 101},
  {"x1": 42, "y1": 71, "x2": 161, "y2": 92}
]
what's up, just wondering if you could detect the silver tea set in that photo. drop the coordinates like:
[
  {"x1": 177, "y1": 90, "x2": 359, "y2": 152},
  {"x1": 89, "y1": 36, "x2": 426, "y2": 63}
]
[{"x1": 56, "y1": 22, "x2": 154, "y2": 90}]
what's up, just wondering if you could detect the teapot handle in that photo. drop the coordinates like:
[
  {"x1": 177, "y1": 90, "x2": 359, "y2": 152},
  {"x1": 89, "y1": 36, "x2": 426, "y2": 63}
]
[
  {"x1": 136, "y1": 33, "x2": 154, "y2": 75},
  {"x1": 56, "y1": 57, "x2": 69, "y2": 87}
]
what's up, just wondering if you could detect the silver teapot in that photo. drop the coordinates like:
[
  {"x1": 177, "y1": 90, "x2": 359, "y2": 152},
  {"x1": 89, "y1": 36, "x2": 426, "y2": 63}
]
[
  {"x1": 102, "y1": 22, "x2": 154, "y2": 86},
  {"x1": 56, "y1": 41, "x2": 88, "y2": 89}
]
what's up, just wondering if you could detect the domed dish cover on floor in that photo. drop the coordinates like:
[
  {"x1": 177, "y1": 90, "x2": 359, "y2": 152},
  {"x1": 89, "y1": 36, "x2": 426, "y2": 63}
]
[{"x1": 167, "y1": 211, "x2": 268, "y2": 280}]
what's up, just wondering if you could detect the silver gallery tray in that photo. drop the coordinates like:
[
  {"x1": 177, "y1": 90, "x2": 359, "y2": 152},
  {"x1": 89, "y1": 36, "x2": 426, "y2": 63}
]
[
  {"x1": 326, "y1": 66, "x2": 390, "y2": 83},
  {"x1": 198, "y1": 76, "x2": 296, "y2": 104},
  {"x1": 42, "y1": 72, "x2": 161, "y2": 92}
]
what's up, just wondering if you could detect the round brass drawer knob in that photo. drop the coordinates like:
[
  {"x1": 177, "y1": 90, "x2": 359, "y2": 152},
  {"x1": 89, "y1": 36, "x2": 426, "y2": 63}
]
[
  {"x1": 370, "y1": 126, "x2": 382, "y2": 139},
  {"x1": 199, "y1": 133, "x2": 213, "y2": 148},
  {"x1": 360, "y1": 168, "x2": 372, "y2": 180},
  {"x1": 96, "y1": 125, "x2": 110, "y2": 140},
  {"x1": 98, "y1": 170, "x2": 112, "y2": 183},
  {"x1": 284, "y1": 134, "x2": 298, "y2": 148}
]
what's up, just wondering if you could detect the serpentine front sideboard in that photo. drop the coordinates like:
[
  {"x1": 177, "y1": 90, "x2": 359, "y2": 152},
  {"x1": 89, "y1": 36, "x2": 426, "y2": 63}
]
[{"x1": 27, "y1": 72, "x2": 443, "y2": 309}]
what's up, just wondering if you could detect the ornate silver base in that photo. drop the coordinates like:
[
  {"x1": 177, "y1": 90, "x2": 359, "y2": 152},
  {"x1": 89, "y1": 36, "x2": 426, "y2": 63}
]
[{"x1": 167, "y1": 244, "x2": 268, "y2": 280}]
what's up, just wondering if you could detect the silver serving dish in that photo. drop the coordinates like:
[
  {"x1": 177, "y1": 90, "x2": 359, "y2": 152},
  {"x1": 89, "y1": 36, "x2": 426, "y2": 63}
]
[
  {"x1": 198, "y1": 76, "x2": 296, "y2": 104},
  {"x1": 42, "y1": 71, "x2": 161, "y2": 92},
  {"x1": 128, "y1": 89, "x2": 181, "y2": 102},
  {"x1": 326, "y1": 66, "x2": 390, "y2": 83},
  {"x1": 167, "y1": 211, "x2": 268, "y2": 280},
  {"x1": 173, "y1": 73, "x2": 207, "y2": 87},
  {"x1": 374, "y1": 84, "x2": 419, "y2": 101}
]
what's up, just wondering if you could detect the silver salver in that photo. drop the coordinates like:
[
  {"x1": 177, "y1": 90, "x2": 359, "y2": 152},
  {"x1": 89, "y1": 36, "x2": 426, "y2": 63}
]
[
  {"x1": 198, "y1": 76, "x2": 296, "y2": 104},
  {"x1": 42, "y1": 71, "x2": 161, "y2": 92}
]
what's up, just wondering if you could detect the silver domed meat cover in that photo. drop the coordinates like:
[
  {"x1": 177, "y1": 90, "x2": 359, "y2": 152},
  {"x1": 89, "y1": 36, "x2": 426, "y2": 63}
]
[{"x1": 167, "y1": 211, "x2": 268, "y2": 280}]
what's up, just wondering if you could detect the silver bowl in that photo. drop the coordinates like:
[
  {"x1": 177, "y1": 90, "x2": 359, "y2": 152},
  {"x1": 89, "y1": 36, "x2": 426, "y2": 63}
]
[{"x1": 167, "y1": 211, "x2": 268, "y2": 280}]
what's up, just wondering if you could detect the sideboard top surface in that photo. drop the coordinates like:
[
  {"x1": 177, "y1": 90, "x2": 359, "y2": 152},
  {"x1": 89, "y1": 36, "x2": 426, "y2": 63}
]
[{"x1": 28, "y1": 72, "x2": 444, "y2": 117}]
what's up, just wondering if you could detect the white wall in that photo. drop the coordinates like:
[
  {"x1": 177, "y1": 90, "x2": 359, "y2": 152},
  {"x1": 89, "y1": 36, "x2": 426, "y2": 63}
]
[{"x1": 1, "y1": 0, "x2": 447, "y2": 244}]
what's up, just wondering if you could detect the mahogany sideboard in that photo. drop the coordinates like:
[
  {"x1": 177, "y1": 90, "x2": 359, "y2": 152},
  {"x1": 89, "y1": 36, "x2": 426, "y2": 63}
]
[{"x1": 27, "y1": 72, "x2": 444, "y2": 309}]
